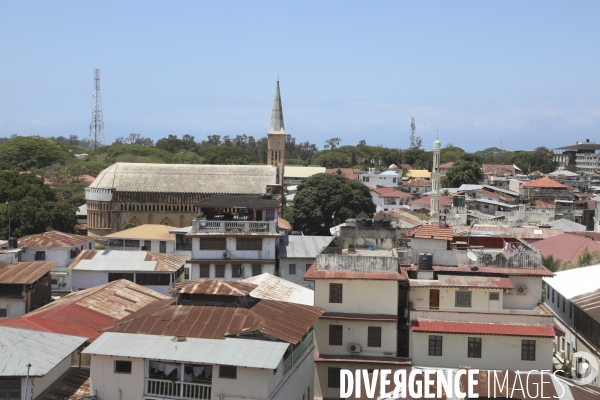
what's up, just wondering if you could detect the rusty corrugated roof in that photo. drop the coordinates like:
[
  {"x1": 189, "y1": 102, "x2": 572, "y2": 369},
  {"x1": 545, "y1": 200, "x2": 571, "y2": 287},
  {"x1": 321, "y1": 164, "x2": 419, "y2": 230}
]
[
  {"x1": 37, "y1": 368, "x2": 90, "y2": 399},
  {"x1": 411, "y1": 320, "x2": 555, "y2": 337},
  {"x1": 172, "y1": 280, "x2": 258, "y2": 296},
  {"x1": 17, "y1": 230, "x2": 92, "y2": 248},
  {"x1": 571, "y1": 288, "x2": 600, "y2": 323},
  {"x1": 405, "y1": 224, "x2": 453, "y2": 240},
  {"x1": 532, "y1": 233, "x2": 600, "y2": 264},
  {"x1": 303, "y1": 263, "x2": 407, "y2": 281},
  {"x1": 68, "y1": 249, "x2": 185, "y2": 272},
  {"x1": 429, "y1": 265, "x2": 555, "y2": 277},
  {"x1": 0, "y1": 261, "x2": 56, "y2": 284},
  {"x1": 409, "y1": 275, "x2": 514, "y2": 289}
]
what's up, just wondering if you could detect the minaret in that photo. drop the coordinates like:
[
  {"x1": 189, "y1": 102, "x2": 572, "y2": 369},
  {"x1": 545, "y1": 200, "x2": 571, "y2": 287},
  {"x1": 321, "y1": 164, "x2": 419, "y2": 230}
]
[
  {"x1": 267, "y1": 81, "x2": 286, "y2": 185},
  {"x1": 430, "y1": 134, "x2": 441, "y2": 217}
]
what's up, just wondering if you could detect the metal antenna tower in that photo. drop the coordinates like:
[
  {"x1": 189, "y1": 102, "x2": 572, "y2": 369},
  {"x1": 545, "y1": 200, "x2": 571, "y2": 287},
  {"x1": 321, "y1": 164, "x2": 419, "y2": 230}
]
[
  {"x1": 89, "y1": 69, "x2": 104, "y2": 150},
  {"x1": 410, "y1": 117, "x2": 416, "y2": 148}
]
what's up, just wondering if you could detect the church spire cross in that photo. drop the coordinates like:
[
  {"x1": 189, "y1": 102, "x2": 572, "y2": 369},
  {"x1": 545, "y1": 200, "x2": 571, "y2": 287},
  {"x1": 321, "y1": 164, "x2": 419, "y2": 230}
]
[{"x1": 268, "y1": 80, "x2": 285, "y2": 135}]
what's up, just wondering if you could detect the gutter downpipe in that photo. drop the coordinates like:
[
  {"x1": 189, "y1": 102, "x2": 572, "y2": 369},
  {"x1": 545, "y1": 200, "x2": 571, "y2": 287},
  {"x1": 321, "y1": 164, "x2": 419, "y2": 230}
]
[{"x1": 24, "y1": 363, "x2": 31, "y2": 400}]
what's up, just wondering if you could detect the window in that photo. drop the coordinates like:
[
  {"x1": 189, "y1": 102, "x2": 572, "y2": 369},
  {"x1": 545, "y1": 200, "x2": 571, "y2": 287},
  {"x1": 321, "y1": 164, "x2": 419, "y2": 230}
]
[
  {"x1": 329, "y1": 325, "x2": 343, "y2": 345},
  {"x1": 329, "y1": 283, "x2": 342, "y2": 303},
  {"x1": 108, "y1": 273, "x2": 134, "y2": 282},
  {"x1": 563, "y1": 298, "x2": 566, "y2": 313},
  {"x1": 368, "y1": 327, "x2": 382, "y2": 347},
  {"x1": 200, "y1": 264, "x2": 210, "y2": 278},
  {"x1": 70, "y1": 249, "x2": 77, "y2": 258},
  {"x1": 252, "y1": 264, "x2": 262, "y2": 276},
  {"x1": 219, "y1": 365, "x2": 237, "y2": 379},
  {"x1": 521, "y1": 340, "x2": 536, "y2": 361},
  {"x1": 184, "y1": 268, "x2": 190, "y2": 280},
  {"x1": 328, "y1": 367, "x2": 342, "y2": 388},
  {"x1": 124, "y1": 239, "x2": 140, "y2": 248},
  {"x1": 159, "y1": 241, "x2": 166, "y2": 254},
  {"x1": 51, "y1": 279, "x2": 58, "y2": 285},
  {"x1": 455, "y1": 291, "x2": 472, "y2": 308},
  {"x1": 232, "y1": 264, "x2": 243, "y2": 278},
  {"x1": 547, "y1": 286, "x2": 550, "y2": 299},
  {"x1": 108, "y1": 239, "x2": 124, "y2": 247},
  {"x1": 114, "y1": 360, "x2": 132, "y2": 374},
  {"x1": 200, "y1": 238, "x2": 226, "y2": 250},
  {"x1": 0, "y1": 309, "x2": 7, "y2": 318},
  {"x1": 89, "y1": 243, "x2": 92, "y2": 250},
  {"x1": 236, "y1": 238, "x2": 262, "y2": 250},
  {"x1": 34, "y1": 251, "x2": 46, "y2": 261},
  {"x1": 552, "y1": 288, "x2": 555, "y2": 303},
  {"x1": 289, "y1": 264, "x2": 296, "y2": 275},
  {"x1": 570, "y1": 304, "x2": 573, "y2": 319},
  {"x1": 558, "y1": 294, "x2": 561, "y2": 308},
  {"x1": 135, "y1": 273, "x2": 170, "y2": 286},
  {"x1": 306, "y1": 263, "x2": 312, "y2": 272},
  {"x1": 489, "y1": 292, "x2": 500, "y2": 301},
  {"x1": 428, "y1": 335, "x2": 442, "y2": 356},
  {"x1": 0, "y1": 378, "x2": 20, "y2": 399},
  {"x1": 215, "y1": 265, "x2": 225, "y2": 278},
  {"x1": 468, "y1": 337, "x2": 482, "y2": 358}
]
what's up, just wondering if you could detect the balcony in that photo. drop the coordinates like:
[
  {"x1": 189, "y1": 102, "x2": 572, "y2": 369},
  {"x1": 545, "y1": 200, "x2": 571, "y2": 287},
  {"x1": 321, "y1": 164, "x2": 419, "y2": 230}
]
[
  {"x1": 146, "y1": 379, "x2": 211, "y2": 400},
  {"x1": 283, "y1": 331, "x2": 314, "y2": 374},
  {"x1": 176, "y1": 243, "x2": 192, "y2": 251},
  {"x1": 410, "y1": 306, "x2": 554, "y2": 327},
  {"x1": 191, "y1": 219, "x2": 277, "y2": 233}
]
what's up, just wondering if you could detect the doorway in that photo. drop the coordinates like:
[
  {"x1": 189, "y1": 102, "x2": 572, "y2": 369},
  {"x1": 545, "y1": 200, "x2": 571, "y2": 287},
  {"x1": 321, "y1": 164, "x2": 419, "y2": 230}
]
[{"x1": 429, "y1": 289, "x2": 440, "y2": 310}]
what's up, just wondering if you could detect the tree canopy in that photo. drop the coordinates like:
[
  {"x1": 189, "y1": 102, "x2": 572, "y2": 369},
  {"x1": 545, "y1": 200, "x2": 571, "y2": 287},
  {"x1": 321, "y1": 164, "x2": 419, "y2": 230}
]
[
  {"x1": 441, "y1": 160, "x2": 484, "y2": 188},
  {"x1": 0, "y1": 136, "x2": 74, "y2": 171},
  {"x1": 292, "y1": 173, "x2": 376, "y2": 235}
]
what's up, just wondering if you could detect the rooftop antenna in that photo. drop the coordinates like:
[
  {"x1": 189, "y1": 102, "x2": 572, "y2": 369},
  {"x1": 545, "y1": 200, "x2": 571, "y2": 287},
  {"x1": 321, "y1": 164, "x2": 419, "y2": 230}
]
[
  {"x1": 89, "y1": 69, "x2": 105, "y2": 151},
  {"x1": 410, "y1": 117, "x2": 416, "y2": 149}
]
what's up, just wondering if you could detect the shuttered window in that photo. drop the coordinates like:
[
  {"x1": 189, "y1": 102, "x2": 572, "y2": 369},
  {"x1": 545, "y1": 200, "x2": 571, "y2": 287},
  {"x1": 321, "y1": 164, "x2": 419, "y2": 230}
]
[
  {"x1": 200, "y1": 264, "x2": 210, "y2": 278},
  {"x1": 215, "y1": 265, "x2": 225, "y2": 278},
  {"x1": 0, "y1": 309, "x2": 7, "y2": 318},
  {"x1": 136, "y1": 273, "x2": 170, "y2": 286},
  {"x1": 252, "y1": 265, "x2": 262, "y2": 276},
  {"x1": 232, "y1": 265, "x2": 243, "y2": 278},
  {"x1": 328, "y1": 367, "x2": 342, "y2": 388},
  {"x1": 368, "y1": 327, "x2": 382, "y2": 347},
  {"x1": 236, "y1": 238, "x2": 262, "y2": 250},
  {"x1": 329, "y1": 325, "x2": 343, "y2": 345},
  {"x1": 289, "y1": 264, "x2": 296, "y2": 275},
  {"x1": 428, "y1": 335, "x2": 442, "y2": 356},
  {"x1": 35, "y1": 251, "x2": 46, "y2": 261},
  {"x1": 329, "y1": 284, "x2": 342, "y2": 303},
  {"x1": 200, "y1": 238, "x2": 226, "y2": 250},
  {"x1": 108, "y1": 273, "x2": 134, "y2": 283}
]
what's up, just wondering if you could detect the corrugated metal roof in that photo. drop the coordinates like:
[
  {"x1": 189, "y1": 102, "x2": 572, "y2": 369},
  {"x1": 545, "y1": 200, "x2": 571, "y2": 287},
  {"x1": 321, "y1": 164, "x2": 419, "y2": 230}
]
[
  {"x1": 27, "y1": 279, "x2": 169, "y2": 320},
  {"x1": 571, "y1": 288, "x2": 600, "y2": 323},
  {"x1": 104, "y1": 224, "x2": 176, "y2": 241},
  {"x1": 400, "y1": 178, "x2": 432, "y2": 187},
  {"x1": 283, "y1": 166, "x2": 326, "y2": 178},
  {"x1": 304, "y1": 263, "x2": 407, "y2": 281},
  {"x1": 429, "y1": 265, "x2": 555, "y2": 276},
  {"x1": 371, "y1": 187, "x2": 413, "y2": 198},
  {"x1": 544, "y1": 218, "x2": 587, "y2": 232},
  {"x1": 68, "y1": 250, "x2": 185, "y2": 272},
  {"x1": 314, "y1": 354, "x2": 410, "y2": 365},
  {"x1": 453, "y1": 225, "x2": 564, "y2": 240},
  {"x1": 279, "y1": 235, "x2": 334, "y2": 259},
  {"x1": 408, "y1": 195, "x2": 454, "y2": 207},
  {"x1": 0, "y1": 327, "x2": 87, "y2": 376},
  {"x1": 173, "y1": 280, "x2": 257, "y2": 296},
  {"x1": 42, "y1": 368, "x2": 90, "y2": 400},
  {"x1": 411, "y1": 321, "x2": 555, "y2": 338},
  {"x1": 543, "y1": 264, "x2": 600, "y2": 299},
  {"x1": 169, "y1": 226, "x2": 192, "y2": 234},
  {"x1": 17, "y1": 230, "x2": 92, "y2": 248},
  {"x1": 242, "y1": 273, "x2": 314, "y2": 306},
  {"x1": 89, "y1": 163, "x2": 277, "y2": 194},
  {"x1": 84, "y1": 332, "x2": 288, "y2": 369},
  {"x1": 409, "y1": 275, "x2": 514, "y2": 289},
  {"x1": 406, "y1": 170, "x2": 431, "y2": 179},
  {"x1": 533, "y1": 233, "x2": 600, "y2": 264},
  {"x1": 405, "y1": 224, "x2": 454, "y2": 240},
  {"x1": 0, "y1": 261, "x2": 56, "y2": 284},
  {"x1": 277, "y1": 218, "x2": 292, "y2": 230}
]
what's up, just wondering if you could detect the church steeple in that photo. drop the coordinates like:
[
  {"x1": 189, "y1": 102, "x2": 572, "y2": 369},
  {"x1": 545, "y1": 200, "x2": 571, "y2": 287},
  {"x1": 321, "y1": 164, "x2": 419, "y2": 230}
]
[{"x1": 268, "y1": 80, "x2": 286, "y2": 135}]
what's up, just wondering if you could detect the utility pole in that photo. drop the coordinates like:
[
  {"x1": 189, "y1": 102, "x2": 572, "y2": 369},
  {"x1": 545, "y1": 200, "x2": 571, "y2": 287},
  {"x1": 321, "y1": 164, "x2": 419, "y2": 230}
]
[{"x1": 89, "y1": 69, "x2": 105, "y2": 150}]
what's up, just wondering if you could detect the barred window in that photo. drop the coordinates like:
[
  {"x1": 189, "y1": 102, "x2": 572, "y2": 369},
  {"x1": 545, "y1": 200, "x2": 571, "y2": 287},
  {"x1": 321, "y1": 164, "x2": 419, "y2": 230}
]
[
  {"x1": 455, "y1": 291, "x2": 472, "y2": 308},
  {"x1": 522, "y1": 340, "x2": 536, "y2": 360},
  {"x1": 232, "y1": 264, "x2": 243, "y2": 278},
  {"x1": 489, "y1": 292, "x2": 500, "y2": 301},
  {"x1": 368, "y1": 327, "x2": 382, "y2": 347},
  {"x1": 35, "y1": 251, "x2": 46, "y2": 261},
  {"x1": 136, "y1": 273, "x2": 170, "y2": 286},
  {"x1": 115, "y1": 360, "x2": 132, "y2": 374},
  {"x1": 252, "y1": 265, "x2": 262, "y2": 276},
  {"x1": 468, "y1": 337, "x2": 482, "y2": 358},
  {"x1": 216, "y1": 265, "x2": 225, "y2": 278},
  {"x1": 200, "y1": 238, "x2": 226, "y2": 250},
  {"x1": 0, "y1": 309, "x2": 7, "y2": 318},
  {"x1": 329, "y1": 325, "x2": 343, "y2": 345},
  {"x1": 289, "y1": 264, "x2": 296, "y2": 275},
  {"x1": 428, "y1": 335, "x2": 442, "y2": 356},
  {"x1": 219, "y1": 365, "x2": 237, "y2": 379},
  {"x1": 329, "y1": 284, "x2": 342, "y2": 303},
  {"x1": 200, "y1": 264, "x2": 210, "y2": 278},
  {"x1": 125, "y1": 239, "x2": 140, "y2": 248},
  {"x1": 328, "y1": 367, "x2": 342, "y2": 388},
  {"x1": 108, "y1": 273, "x2": 134, "y2": 282},
  {"x1": 236, "y1": 238, "x2": 262, "y2": 250}
]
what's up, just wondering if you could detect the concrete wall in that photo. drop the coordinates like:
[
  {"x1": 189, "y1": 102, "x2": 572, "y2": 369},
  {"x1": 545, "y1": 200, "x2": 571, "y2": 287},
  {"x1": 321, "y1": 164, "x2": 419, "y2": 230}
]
[
  {"x1": 211, "y1": 364, "x2": 270, "y2": 399},
  {"x1": 71, "y1": 270, "x2": 175, "y2": 295},
  {"x1": 190, "y1": 263, "x2": 276, "y2": 281},
  {"x1": 28, "y1": 354, "x2": 73, "y2": 400},
  {"x1": 89, "y1": 355, "x2": 145, "y2": 400},
  {"x1": 314, "y1": 319, "x2": 396, "y2": 357},
  {"x1": 314, "y1": 280, "x2": 397, "y2": 315},
  {"x1": 279, "y1": 258, "x2": 315, "y2": 289},
  {"x1": 505, "y1": 276, "x2": 543, "y2": 310},
  {"x1": 191, "y1": 237, "x2": 277, "y2": 260},
  {"x1": 0, "y1": 297, "x2": 26, "y2": 318},
  {"x1": 268, "y1": 345, "x2": 315, "y2": 400},
  {"x1": 22, "y1": 243, "x2": 95, "y2": 268},
  {"x1": 410, "y1": 331, "x2": 553, "y2": 371},
  {"x1": 409, "y1": 286, "x2": 505, "y2": 311}
]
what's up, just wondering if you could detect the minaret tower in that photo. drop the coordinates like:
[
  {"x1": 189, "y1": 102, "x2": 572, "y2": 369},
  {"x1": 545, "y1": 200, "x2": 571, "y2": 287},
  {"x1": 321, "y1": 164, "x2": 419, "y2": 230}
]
[
  {"x1": 430, "y1": 134, "x2": 441, "y2": 217},
  {"x1": 267, "y1": 80, "x2": 286, "y2": 185}
]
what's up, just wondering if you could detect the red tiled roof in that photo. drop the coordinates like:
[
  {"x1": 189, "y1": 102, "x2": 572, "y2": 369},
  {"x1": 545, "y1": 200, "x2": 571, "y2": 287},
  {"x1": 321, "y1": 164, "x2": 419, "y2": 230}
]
[
  {"x1": 405, "y1": 224, "x2": 453, "y2": 240},
  {"x1": 522, "y1": 177, "x2": 568, "y2": 189},
  {"x1": 532, "y1": 233, "x2": 600, "y2": 264},
  {"x1": 430, "y1": 265, "x2": 555, "y2": 277},
  {"x1": 320, "y1": 312, "x2": 397, "y2": 322},
  {"x1": 277, "y1": 217, "x2": 292, "y2": 230},
  {"x1": 371, "y1": 187, "x2": 412, "y2": 198},
  {"x1": 439, "y1": 162, "x2": 454, "y2": 169},
  {"x1": 400, "y1": 164, "x2": 412, "y2": 170},
  {"x1": 532, "y1": 200, "x2": 556, "y2": 209},
  {"x1": 411, "y1": 321, "x2": 555, "y2": 338},
  {"x1": 409, "y1": 195, "x2": 454, "y2": 207},
  {"x1": 19, "y1": 171, "x2": 51, "y2": 185},
  {"x1": 303, "y1": 263, "x2": 407, "y2": 281},
  {"x1": 409, "y1": 275, "x2": 514, "y2": 289},
  {"x1": 401, "y1": 178, "x2": 432, "y2": 187},
  {"x1": 325, "y1": 168, "x2": 358, "y2": 180},
  {"x1": 482, "y1": 164, "x2": 515, "y2": 176}
]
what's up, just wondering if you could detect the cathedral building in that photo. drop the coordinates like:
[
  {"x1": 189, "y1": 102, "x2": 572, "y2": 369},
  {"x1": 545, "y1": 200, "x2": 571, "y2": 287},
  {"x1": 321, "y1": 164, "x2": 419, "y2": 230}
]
[{"x1": 86, "y1": 81, "x2": 287, "y2": 237}]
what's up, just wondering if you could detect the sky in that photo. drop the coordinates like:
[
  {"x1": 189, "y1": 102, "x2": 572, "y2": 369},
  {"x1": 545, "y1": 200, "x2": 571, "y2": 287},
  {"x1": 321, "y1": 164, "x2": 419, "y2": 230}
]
[{"x1": 0, "y1": 1, "x2": 599, "y2": 152}]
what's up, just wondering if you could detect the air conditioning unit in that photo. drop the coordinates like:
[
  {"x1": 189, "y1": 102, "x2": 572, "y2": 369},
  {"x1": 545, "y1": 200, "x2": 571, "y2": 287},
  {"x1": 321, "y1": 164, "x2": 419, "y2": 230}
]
[
  {"x1": 517, "y1": 286, "x2": 528, "y2": 295},
  {"x1": 348, "y1": 343, "x2": 362, "y2": 353},
  {"x1": 223, "y1": 253, "x2": 229, "y2": 259},
  {"x1": 559, "y1": 350, "x2": 565, "y2": 359}
]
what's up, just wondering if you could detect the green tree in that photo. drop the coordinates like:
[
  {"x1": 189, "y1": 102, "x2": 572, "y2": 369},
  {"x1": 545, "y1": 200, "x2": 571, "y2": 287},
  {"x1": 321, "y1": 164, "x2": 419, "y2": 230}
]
[
  {"x1": 292, "y1": 174, "x2": 376, "y2": 235},
  {"x1": 473, "y1": 147, "x2": 512, "y2": 165},
  {"x1": 172, "y1": 150, "x2": 202, "y2": 164},
  {"x1": 512, "y1": 147, "x2": 557, "y2": 174},
  {"x1": 0, "y1": 136, "x2": 73, "y2": 170},
  {"x1": 440, "y1": 146, "x2": 466, "y2": 163},
  {"x1": 441, "y1": 160, "x2": 484, "y2": 188},
  {"x1": 542, "y1": 255, "x2": 567, "y2": 273},
  {"x1": 565, "y1": 164, "x2": 578, "y2": 173},
  {"x1": 577, "y1": 247, "x2": 600, "y2": 267},
  {"x1": 122, "y1": 222, "x2": 137, "y2": 230}
]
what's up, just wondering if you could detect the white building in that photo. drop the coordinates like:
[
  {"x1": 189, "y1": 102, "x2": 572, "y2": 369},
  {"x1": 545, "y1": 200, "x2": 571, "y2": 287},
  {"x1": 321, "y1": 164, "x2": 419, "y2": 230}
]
[
  {"x1": 543, "y1": 265, "x2": 600, "y2": 386},
  {"x1": 369, "y1": 187, "x2": 412, "y2": 212},
  {"x1": 17, "y1": 231, "x2": 96, "y2": 292},
  {"x1": 188, "y1": 194, "x2": 280, "y2": 281},
  {"x1": 0, "y1": 327, "x2": 87, "y2": 400},
  {"x1": 399, "y1": 178, "x2": 432, "y2": 196},
  {"x1": 278, "y1": 235, "x2": 333, "y2": 289},
  {"x1": 104, "y1": 224, "x2": 177, "y2": 253},
  {"x1": 0, "y1": 261, "x2": 55, "y2": 318},
  {"x1": 69, "y1": 249, "x2": 185, "y2": 295},
  {"x1": 358, "y1": 168, "x2": 401, "y2": 188},
  {"x1": 83, "y1": 280, "x2": 323, "y2": 400}
]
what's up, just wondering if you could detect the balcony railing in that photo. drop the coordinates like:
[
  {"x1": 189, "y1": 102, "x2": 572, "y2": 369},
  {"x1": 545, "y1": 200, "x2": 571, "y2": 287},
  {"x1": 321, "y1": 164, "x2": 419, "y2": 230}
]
[
  {"x1": 146, "y1": 379, "x2": 211, "y2": 400},
  {"x1": 410, "y1": 307, "x2": 554, "y2": 327},
  {"x1": 107, "y1": 246, "x2": 140, "y2": 251},
  {"x1": 191, "y1": 219, "x2": 277, "y2": 233},
  {"x1": 283, "y1": 331, "x2": 314, "y2": 375},
  {"x1": 176, "y1": 243, "x2": 192, "y2": 251}
]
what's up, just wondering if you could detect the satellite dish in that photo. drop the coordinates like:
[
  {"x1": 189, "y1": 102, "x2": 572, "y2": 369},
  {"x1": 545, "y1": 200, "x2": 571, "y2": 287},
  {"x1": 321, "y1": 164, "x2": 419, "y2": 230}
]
[{"x1": 467, "y1": 251, "x2": 477, "y2": 262}]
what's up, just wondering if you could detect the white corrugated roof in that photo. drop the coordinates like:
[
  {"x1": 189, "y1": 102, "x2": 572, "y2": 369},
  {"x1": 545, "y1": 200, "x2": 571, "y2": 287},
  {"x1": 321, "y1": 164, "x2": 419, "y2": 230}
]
[
  {"x1": 72, "y1": 260, "x2": 158, "y2": 271},
  {"x1": 543, "y1": 264, "x2": 600, "y2": 299},
  {"x1": 242, "y1": 273, "x2": 314, "y2": 306},
  {"x1": 279, "y1": 235, "x2": 334, "y2": 259},
  {"x1": 83, "y1": 332, "x2": 288, "y2": 369},
  {"x1": 0, "y1": 327, "x2": 87, "y2": 377}
]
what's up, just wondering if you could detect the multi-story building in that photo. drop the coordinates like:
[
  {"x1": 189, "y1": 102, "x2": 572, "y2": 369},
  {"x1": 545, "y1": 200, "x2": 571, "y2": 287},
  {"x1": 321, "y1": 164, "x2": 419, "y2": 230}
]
[
  {"x1": 278, "y1": 234, "x2": 333, "y2": 289},
  {"x1": 521, "y1": 177, "x2": 574, "y2": 202},
  {"x1": 357, "y1": 168, "x2": 401, "y2": 188},
  {"x1": 305, "y1": 247, "x2": 411, "y2": 399},
  {"x1": 399, "y1": 178, "x2": 432, "y2": 196},
  {"x1": 187, "y1": 194, "x2": 280, "y2": 280},
  {"x1": 553, "y1": 140, "x2": 600, "y2": 174},
  {"x1": 369, "y1": 187, "x2": 412, "y2": 212},
  {"x1": 543, "y1": 264, "x2": 600, "y2": 386},
  {"x1": 83, "y1": 280, "x2": 323, "y2": 400},
  {"x1": 0, "y1": 261, "x2": 55, "y2": 318}
]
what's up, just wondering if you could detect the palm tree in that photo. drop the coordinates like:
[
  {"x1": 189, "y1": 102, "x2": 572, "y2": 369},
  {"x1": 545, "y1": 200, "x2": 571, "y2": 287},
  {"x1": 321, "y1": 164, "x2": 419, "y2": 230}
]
[
  {"x1": 542, "y1": 255, "x2": 566, "y2": 273},
  {"x1": 577, "y1": 247, "x2": 600, "y2": 268},
  {"x1": 441, "y1": 189, "x2": 451, "y2": 196}
]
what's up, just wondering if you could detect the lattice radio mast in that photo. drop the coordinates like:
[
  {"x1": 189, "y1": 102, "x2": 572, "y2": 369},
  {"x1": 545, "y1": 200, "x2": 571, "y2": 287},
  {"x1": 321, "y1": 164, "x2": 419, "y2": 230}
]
[
  {"x1": 410, "y1": 117, "x2": 416, "y2": 149},
  {"x1": 89, "y1": 69, "x2": 104, "y2": 150}
]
